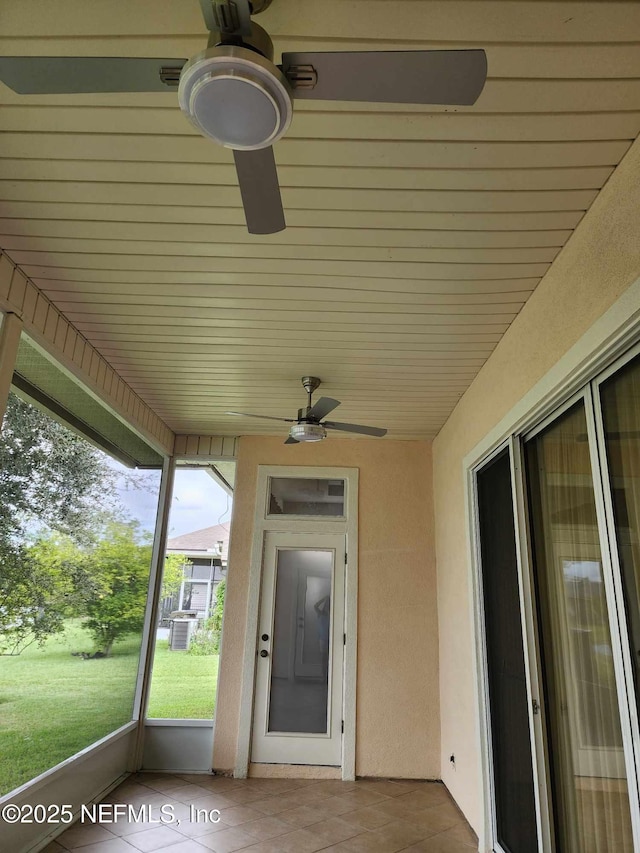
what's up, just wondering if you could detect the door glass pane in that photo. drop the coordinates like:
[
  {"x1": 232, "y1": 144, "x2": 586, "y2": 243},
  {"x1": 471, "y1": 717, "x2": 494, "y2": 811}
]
[
  {"x1": 268, "y1": 478, "x2": 344, "y2": 516},
  {"x1": 477, "y1": 450, "x2": 538, "y2": 853},
  {"x1": 525, "y1": 402, "x2": 633, "y2": 852},
  {"x1": 600, "y1": 353, "x2": 640, "y2": 717},
  {"x1": 268, "y1": 549, "x2": 333, "y2": 734}
]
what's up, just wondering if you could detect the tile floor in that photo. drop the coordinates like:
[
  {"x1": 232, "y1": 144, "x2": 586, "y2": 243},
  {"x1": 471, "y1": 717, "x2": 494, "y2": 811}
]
[{"x1": 44, "y1": 773, "x2": 478, "y2": 853}]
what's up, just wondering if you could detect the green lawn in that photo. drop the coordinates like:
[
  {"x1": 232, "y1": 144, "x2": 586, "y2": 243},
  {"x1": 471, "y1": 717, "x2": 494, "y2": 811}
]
[
  {"x1": 0, "y1": 622, "x2": 218, "y2": 796},
  {"x1": 147, "y1": 639, "x2": 218, "y2": 719}
]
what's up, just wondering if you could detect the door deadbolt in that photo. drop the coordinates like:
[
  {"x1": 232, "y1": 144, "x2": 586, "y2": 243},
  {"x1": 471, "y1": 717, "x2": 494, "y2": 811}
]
[
  {"x1": 260, "y1": 649, "x2": 269, "y2": 658},
  {"x1": 261, "y1": 633, "x2": 269, "y2": 641}
]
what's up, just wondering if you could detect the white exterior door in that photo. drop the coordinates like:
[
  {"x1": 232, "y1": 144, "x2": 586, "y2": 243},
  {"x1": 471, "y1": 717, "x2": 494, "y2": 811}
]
[{"x1": 251, "y1": 531, "x2": 345, "y2": 766}]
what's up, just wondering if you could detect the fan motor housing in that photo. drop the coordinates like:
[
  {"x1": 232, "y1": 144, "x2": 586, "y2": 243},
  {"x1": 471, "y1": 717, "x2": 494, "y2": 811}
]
[{"x1": 178, "y1": 41, "x2": 293, "y2": 150}]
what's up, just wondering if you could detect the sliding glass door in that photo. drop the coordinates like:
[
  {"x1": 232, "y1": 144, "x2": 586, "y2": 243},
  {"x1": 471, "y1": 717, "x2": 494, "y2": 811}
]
[
  {"x1": 598, "y1": 352, "x2": 640, "y2": 725},
  {"x1": 474, "y1": 343, "x2": 640, "y2": 852},
  {"x1": 476, "y1": 449, "x2": 538, "y2": 852},
  {"x1": 525, "y1": 399, "x2": 634, "y2": 852}
]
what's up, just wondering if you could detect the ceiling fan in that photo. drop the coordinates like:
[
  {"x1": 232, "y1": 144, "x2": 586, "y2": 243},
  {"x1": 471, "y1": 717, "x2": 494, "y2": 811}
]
[
  {"x1": 0, "y1": 0, "x2": 487, "y2": 235},
  {"x1": 226, "y1": 376, "x2": 388, "y2": 443}
]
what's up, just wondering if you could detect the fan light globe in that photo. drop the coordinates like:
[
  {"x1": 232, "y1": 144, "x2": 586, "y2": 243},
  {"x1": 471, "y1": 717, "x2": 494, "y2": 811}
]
[
  {"x1": 178, "y1": 46, "x2": 293, "y2": 150},
  {"x1": 290, "y1": 423, "x2": 327, "y2": 442}
]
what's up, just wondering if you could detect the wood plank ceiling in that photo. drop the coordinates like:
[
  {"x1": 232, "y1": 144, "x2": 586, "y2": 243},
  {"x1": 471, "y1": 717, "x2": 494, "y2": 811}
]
[{"x1": 1, "y1": 0, "x2": 639, "y2": 439}]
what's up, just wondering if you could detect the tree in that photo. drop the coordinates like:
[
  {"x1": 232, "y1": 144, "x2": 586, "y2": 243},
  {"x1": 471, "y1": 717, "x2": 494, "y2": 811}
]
[
  {"x1": 161, "y1": 553, "x2": 190, "y2": 602},
  {"x1": 0, "y1": 395, "x2": 119, "y2": 651},
  {"x1": 0, "y1": 395, "x2": 117, "y2": 543},
  {"x1": 81, "y1": 521, "x2": 152, "y2": 656}
]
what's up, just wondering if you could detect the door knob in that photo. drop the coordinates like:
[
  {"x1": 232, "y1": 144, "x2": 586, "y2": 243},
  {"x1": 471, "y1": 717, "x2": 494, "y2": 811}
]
[{"x1": 260, "y1": 649, "x2": 269, "y2": 658}]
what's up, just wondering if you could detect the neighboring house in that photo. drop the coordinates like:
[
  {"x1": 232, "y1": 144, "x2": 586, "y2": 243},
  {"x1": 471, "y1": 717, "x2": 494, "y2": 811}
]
[{"x1": 162, "y1": 524, "x2": 229, "y2": 621}]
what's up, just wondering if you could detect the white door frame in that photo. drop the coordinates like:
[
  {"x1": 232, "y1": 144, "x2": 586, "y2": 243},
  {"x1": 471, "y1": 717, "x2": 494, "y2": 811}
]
[
  {"x1": 235, "y1": 465, "x2": 358, "y2": 780},
  {"x1": 252, "y1": 531, "x2": 345, "y2": 766}
]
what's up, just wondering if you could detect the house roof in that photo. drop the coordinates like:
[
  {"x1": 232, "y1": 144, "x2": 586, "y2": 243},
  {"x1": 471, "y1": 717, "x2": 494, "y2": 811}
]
[
  {"x1": 1, "y1": 1, "x2": 640, "y2": 439},
  {"x1": 166, "y1": 524, "x2": 230, "y2": 553}
]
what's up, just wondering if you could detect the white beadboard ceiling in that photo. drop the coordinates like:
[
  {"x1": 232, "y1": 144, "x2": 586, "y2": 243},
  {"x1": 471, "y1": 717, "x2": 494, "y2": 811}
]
[{"x1": 1, "y1": 0, "x2": 639, "y2": 439}]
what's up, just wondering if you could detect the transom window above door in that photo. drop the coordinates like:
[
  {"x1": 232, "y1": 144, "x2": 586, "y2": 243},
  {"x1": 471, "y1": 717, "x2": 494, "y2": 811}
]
[{"x1": 267, "y1": 477, "x2": 345, "y2": 518}]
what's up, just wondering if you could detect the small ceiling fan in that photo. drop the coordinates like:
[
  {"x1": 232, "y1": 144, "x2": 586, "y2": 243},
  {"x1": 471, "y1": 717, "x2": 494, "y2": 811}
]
[
  {"x1": 0, "y1": 0, "x2": 487, "y2": 235},
  {"x1": 227, "y1": 376, "x2": 388, "y2": 443}
]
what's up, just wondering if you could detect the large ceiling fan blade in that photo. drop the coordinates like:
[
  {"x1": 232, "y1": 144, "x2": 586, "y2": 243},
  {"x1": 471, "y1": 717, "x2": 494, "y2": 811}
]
[
  {"x1": 233, "y1": 147, "x2": 286, "y2": 235},
  {"x1": 307, "y1": 397, "x2": 341, "y2": 421},
  {"x1": 0, "y1": 57, "x2": 187, "y2": 94},
  {"x1": 324, "y1": 421, "x2": 388, "y2": 437},
  {"x1": 226, "y1": 411, "x2": 295, "y2": 423},
  {"x1": 281, "y1": 49, "x2": 487, "y2": 105}
]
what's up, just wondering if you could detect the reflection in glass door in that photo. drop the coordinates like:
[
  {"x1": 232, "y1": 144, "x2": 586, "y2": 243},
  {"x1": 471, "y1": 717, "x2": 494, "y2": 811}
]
[
  {"x1": 252, "y1": 532, "x2": 344, "y2": 766},
  {"x1": 599, "y1": 352, "x2": 640, "y2": 722},
  {"x1": 525, "y1": 401, "x2": 634, "y2": 851}
]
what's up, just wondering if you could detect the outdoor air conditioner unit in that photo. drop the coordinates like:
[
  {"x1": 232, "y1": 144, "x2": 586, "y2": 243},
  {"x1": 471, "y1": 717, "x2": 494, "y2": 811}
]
[{"x1": 169, "y1": 617, "x2": 197, "y2": 651}]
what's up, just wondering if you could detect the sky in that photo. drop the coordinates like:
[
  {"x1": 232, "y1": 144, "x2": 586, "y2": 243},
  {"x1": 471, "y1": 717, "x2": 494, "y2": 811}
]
[{"x1": 113, "y1": 467, "x2": 233, "y2": 538}]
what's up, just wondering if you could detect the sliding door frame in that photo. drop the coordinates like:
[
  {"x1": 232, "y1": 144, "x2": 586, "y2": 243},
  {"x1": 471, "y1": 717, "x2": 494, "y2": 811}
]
[
  {"x1": 468, "y1": 338, "x2": 640, "y2": 851},
  {"x1": 591, "y1": 341, "x2": 640, "y2": 810}
]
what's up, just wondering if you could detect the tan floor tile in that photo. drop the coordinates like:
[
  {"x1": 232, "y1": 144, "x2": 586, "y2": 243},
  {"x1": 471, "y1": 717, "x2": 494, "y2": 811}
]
[
  {"x1": 355, "y1": 780, "x2": 425, "y2": 798},
  {"x1": 110, "y1": 819, "x2": 173, "y2": 838},
  {"x1": 372, "y1": 798, "x2": 421, "y2": 822},
  {"x1": 157, "y1": 841, "x2": 212, "y2": 853},
  {"x1": 437, "y1": 823, "x2": 478, "y2": 846},
  {"x1": 241, "y1": 827, "x2": 329, "y2": 853},
  {"x1": 327, "y1": 831, "x2": 398, "y2": 852},
  {"x1": 193, "y1": 778, "x2": 246, "y2": 794},
  {"x1": 41, "y1": 843, "x2": 66, "y2": 852},
  {"x1": 197, "y1": 826, "x2": 260, "y2": 852},
  {"x1": 403, "y1": 830, "x2": 478, "y2": 853},
  {"x1": 283, "y1": 786, "x2": 335, "y2": 806},
  {"x1": 57, "y1": 824, "x2": 117, "y2": 849},
  {"x1": 240, "y1": 816, "x2": 296, "y2": 841},
  {"x1": 371, "y1": 818, "x2": 431, "y2": 849},
  {"x1": 222, "y1": 788, "x2": 273, "y2": 805},
  {"x1": 176, "y1": 819, "x2": 233, "y2": 839},
  {"x1": 249, "y1": 795, "x2": 305, "y2": 815},
  {"x1": 304, "y1": 780, "x2": 360, "y2": 797},
  {"x1": 126, "y1": 825, "x2": 186, "y2": 851},
  {"x1": 58, "y1": 840, "x2": 137, "y2": 853},
  {"x1": 331, "y1": 789, "x2": 391, "y2": 809},
  {"x1": 404, "y1": 805, "x2": 462, "y2": 836},
  {"x1": 140, "y1": 777, "x2": 194, "y2": 793},
  {"x1": 216, "y1": 805, "x2": 266, "y2": 826},
  {"x1": 394, "y1": 787, "x2": 452, "y2": 812},
  {"x1": 338, "y1": 806, "x2": 396, "y2": 831},
  {"x1": 189, "y1": 794, "x2": 239, "y2": 812},
  {"x1": 168, "y1": 785, "x2": 219, "y2": 803},
  {"x1": 277, "y1": 804, "x2": 329, "y2": 829},
  {"x1": 304, "y1": 816, "x2": 362, "y2": 845}
]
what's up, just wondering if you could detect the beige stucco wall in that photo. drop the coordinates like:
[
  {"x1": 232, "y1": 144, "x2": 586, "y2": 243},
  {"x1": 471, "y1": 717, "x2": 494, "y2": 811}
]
[
  {"x1": 213, "y1": 435, "x2": 439, "y2": 779},
  {"x1": 433, "y1": 137, "x2": 640, "y2": 831}
]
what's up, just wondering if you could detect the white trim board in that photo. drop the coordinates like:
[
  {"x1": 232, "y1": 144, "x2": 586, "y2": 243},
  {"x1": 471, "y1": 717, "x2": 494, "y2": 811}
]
[{"x1": 233, "y1": 465, "x2": 358, "y2": 781}]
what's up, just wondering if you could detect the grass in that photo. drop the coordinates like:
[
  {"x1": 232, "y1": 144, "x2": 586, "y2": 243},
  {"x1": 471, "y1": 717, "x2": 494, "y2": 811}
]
[
  {"x1": 147, "y1": 639, "x2": 218, "y2": 719},
  {"x1": 0, "y1": 622, "x2": 218, "y2": 796}
]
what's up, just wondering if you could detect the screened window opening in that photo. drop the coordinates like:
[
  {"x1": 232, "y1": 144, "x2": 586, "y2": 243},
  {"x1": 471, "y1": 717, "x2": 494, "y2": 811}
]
[
  {"x1": 0, "y1": 390, "x2": 161, "y2": 796},
  {"x1": 146, "y1": 465, "x2": 233, "y2": 720}
]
